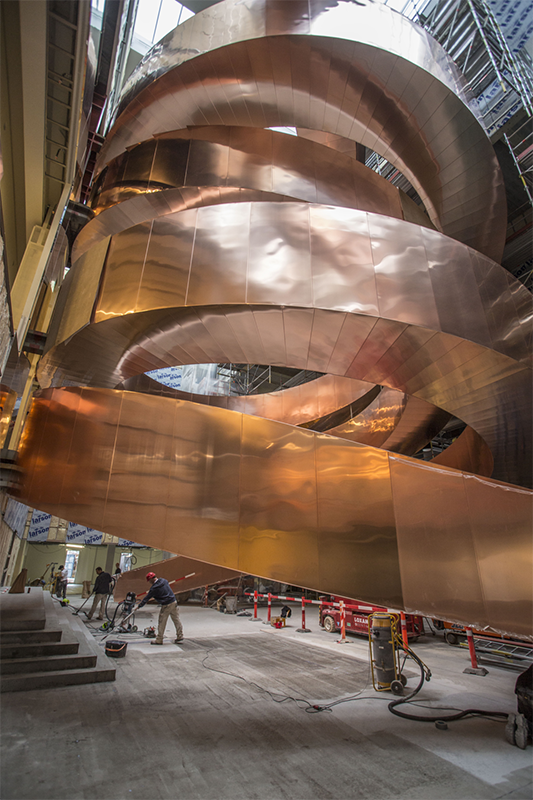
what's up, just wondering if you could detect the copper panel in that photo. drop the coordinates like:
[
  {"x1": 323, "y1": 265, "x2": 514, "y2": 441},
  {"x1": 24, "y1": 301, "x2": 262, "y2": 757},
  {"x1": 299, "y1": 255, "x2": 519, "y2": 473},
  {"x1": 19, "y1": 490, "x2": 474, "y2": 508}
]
[
  {"x1": 97, "y1": 0, "x2": 506, "y2": 261},
  {"x1": 102, "y1": 392, "x2": 174, "y2": 537},
  {"x1": 282, "y1": 307, "x2": 316, "y2": 368},
  {"x1": 52, "y1": 237, "x2": 110, "y2": 348},
  {"x1": 369, "y1": 214, "x2": 440, "y2": 330},
  {"x1": 138, "y1": 210, "x2": 197, "y2": 311},
  {"x1": 149, "y1": 138, "x2": 189, "y2": 189},
  {"x1": 187, "y1": 204, "x2": 249, "y2": 306},
  {"x1": 464, "y1": 474, "x2": 533, "y2": 638},
  {"x1": 309, "y1": 206, "x2": 378, "y2": 315},
  {"x1": 247, "y1": 203, "x2": 312, "y2": 307},
  {"x1": 422, "y1": 226, "x2": 492, "y2": 350},
  {"x1": 238, "y1": 414, "x2": 320, "y2": 587},
  {"x1": 165, "y1": 402, "x2": 243, "y2": 567},
  {"x1": 326, "y1": 387, "x2": 406, "y2": 449},
  {"x1": 95, "y1": 223, "x2": 152, "y2": 322},
  {"x1": 113, "y1": 555, "x2": 244, "y2": 603},
  {"x1": 316, "y1": 436, "x2": 402, "y2": 607},
  {"x1": 390, "y1": 456, "x2": 487, "y2": 627},
  {"x1": 431, "y1": 426, "x2": 493, "y2": 478}
]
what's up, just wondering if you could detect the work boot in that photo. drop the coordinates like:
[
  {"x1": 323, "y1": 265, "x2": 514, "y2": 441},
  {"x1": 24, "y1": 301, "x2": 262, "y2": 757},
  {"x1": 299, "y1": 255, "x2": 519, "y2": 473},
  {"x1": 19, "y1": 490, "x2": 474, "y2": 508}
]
[
  {"x1": 515, "y1": 714, "x2": 529, "y2": 749},
  {"x1": 174, "y1": 638, "x2": 184, "y2": 644},
  {"x1": 150, "y1": 641, "x2": 163, "y2": 646}
]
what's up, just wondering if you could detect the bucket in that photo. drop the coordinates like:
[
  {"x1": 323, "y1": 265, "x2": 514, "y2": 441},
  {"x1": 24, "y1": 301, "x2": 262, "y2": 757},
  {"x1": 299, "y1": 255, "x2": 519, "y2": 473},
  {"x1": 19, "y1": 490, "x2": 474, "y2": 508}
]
[{"x1": 105, "y1": 640, "x2": 128, "y2": 658}]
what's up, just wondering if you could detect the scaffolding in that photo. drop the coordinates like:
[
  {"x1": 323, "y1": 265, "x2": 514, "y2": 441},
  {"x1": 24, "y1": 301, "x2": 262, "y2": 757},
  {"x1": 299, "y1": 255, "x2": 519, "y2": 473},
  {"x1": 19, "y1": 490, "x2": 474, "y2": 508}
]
[{"x1": 376, "y1": 0, "x2": 533, "y2": 207}]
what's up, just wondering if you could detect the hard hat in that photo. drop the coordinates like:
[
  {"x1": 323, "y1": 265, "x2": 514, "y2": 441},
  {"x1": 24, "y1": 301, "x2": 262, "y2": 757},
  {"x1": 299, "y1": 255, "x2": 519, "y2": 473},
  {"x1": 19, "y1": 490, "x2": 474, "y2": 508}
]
[{"x1": 146, "y1": 572, "x2": 156, "y2": 581}]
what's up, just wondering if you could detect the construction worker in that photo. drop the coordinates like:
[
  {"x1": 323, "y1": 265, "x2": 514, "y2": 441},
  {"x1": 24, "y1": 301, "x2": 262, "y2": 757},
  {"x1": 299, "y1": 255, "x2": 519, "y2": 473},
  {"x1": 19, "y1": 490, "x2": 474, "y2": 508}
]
[
  {"x1": 56, "y1": 565, "x2": 68, "y2": 599},
  {"x1": 85, "y1": 567, "x2": 112, "y2": 621},
  {"x1": 136, "y1": 572, "x2": 183, "y2": 645}
]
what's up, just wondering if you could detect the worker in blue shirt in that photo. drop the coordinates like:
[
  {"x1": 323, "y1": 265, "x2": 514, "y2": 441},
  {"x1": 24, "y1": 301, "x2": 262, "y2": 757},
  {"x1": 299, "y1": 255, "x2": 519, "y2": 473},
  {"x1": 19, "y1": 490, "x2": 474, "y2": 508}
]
[{"x1": 136, "y1": 572, "x2": 184, "y2": 645}]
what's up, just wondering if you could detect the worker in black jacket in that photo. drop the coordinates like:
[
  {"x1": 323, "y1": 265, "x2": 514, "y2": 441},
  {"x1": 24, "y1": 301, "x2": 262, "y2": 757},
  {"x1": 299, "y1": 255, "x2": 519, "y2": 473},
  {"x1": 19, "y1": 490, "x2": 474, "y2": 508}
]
[
  {"x1": 85, "y1": 567, "x2": 112, "y2": 621},
  {"x1": 136, "y1": 572, "x2": 183, "y2": 645}
]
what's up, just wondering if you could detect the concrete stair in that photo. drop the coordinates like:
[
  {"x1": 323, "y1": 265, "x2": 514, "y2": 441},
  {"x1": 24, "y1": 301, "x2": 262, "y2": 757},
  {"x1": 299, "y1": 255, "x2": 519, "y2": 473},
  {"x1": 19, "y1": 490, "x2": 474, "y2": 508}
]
[{"x1": 0, "y1": 589, "x2": 115, "y2": 692}]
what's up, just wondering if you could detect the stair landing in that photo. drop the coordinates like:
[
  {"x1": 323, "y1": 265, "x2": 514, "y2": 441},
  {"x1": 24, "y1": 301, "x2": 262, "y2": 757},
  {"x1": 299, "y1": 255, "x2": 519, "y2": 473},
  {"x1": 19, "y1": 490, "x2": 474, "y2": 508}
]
[{"x1": 0, "y1": 588, "x2": 115, "y2": 692}]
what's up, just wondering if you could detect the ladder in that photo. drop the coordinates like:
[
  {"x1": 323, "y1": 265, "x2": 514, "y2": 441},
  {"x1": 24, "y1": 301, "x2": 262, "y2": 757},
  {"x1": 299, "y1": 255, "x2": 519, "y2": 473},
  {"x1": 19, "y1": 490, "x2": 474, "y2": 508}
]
[{"x1": 459, "y1": 636, "x2": 533, "y2": 670}]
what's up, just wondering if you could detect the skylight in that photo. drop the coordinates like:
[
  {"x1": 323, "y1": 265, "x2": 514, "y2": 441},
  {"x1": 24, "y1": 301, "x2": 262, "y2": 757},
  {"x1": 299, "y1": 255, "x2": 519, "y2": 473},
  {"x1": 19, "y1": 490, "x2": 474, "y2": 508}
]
[{"x1": 134, "y1": 0, "x2": 194, "y2": 50}]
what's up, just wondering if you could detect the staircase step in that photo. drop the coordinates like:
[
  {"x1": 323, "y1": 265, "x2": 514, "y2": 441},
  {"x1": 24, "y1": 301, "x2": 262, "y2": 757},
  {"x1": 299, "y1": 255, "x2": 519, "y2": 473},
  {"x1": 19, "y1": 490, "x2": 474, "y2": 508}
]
[
  {"x1": 0, "y1": 664, "x2": 116, "y2": 692},
  {"x1": 0, "y1": 629, "x2": 62, "y2": 644},
  {"x1": 1, "y1": 641, "x2": 79, "y2": 659},
  {"x1": 1, "y1": 652, "x2": 97, "y2": 674},
  {"x1": 0, "y1": 590, "x2": 45, "y2": 631}
]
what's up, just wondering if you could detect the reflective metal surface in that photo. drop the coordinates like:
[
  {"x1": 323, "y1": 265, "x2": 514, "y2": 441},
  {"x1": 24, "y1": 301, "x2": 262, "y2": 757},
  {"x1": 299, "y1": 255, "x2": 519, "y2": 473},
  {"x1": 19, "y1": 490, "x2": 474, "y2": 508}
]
[
  {"x1": 74, "y1": 126, "x2": 426, "y2": 260},
  {"x1": 113, "y1": 555, "x2": 243, "y2": 604},
  {"x1": 121, "y1": 373, "x2": 378, "y2": 429},
  {"x1": 40, "y1": 203, "x2": 532, "y2": 488},
  {"x1": 16, "y1": 388, "x2": 532, "y2": 637},
  {"x1": 0, "y1": 386, "x2": 17, "y2": 449},
  {"x1": 13, "y1": 0, "x2": 532, "y2": 637},
  {"x1": 96, "y1": 0, "x2": 506, "y2": 261}
]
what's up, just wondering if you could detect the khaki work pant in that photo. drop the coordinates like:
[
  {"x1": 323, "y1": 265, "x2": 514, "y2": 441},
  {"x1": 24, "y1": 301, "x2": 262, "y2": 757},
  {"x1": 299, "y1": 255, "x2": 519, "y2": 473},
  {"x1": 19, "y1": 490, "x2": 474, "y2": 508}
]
[
  {"x1": 156, "y1": 600, "x2": 183, "y2": 643},
  {"x1": 87, "y1": 593, "x2": 107, "y2": 620}
]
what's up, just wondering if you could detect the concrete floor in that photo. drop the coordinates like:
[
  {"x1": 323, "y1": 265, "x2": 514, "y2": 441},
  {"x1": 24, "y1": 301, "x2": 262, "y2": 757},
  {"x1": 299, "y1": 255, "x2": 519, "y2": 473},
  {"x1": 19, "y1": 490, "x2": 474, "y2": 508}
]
[{"x1": 1, "y1": 600, "x2": 532, "y2": 800}]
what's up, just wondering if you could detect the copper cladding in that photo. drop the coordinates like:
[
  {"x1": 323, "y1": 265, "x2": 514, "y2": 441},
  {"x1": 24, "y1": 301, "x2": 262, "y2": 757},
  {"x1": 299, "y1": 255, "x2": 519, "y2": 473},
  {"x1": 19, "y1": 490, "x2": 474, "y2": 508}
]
[{"x1": 14, "y1": 0, "x2": 532, "y2": 638}]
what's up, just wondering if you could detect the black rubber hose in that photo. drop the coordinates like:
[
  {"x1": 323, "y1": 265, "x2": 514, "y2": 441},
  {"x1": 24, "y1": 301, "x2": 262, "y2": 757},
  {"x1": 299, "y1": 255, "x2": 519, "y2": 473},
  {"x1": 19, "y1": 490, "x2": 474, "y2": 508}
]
[{"x1": 388, "y1": 644, "x2": 507, "y2": 723}]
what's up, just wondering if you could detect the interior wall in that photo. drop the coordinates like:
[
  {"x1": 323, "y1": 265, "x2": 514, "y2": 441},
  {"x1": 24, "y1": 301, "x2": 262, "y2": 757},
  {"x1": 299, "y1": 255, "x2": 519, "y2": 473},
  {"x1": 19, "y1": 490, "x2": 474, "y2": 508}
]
[{"x1": 22, "y1": 542, "x2": 171, "y2": 590}]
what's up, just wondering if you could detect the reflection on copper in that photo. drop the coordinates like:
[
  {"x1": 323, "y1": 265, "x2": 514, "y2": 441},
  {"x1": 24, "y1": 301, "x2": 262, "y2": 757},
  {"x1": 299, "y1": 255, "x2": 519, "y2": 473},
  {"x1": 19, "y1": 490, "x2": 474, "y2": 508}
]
[
  {"x1": 113, "y1": 555, "x2": 243, "y2": 604},
  {"x1": 97, "y1": 0, "x2": 506, "y2": 262},
  {"x1": 40, "y1": 203, "x2": 532, "y2": 488},
  {"x1": 431, "y1": 426, "x2": 493, "y2": 479},
  {"x1": 16, "y1": 388, "x2": 532, "y2": 638},
  {"x1": 0, "y1": 386, "x2": 17, "y2": 448},
  {"x1": 120, "y1": 373, "x2": 379, "y2": 429},
  {"x1": 13, "y1": 0, "x2": 533, "y2": 638}
]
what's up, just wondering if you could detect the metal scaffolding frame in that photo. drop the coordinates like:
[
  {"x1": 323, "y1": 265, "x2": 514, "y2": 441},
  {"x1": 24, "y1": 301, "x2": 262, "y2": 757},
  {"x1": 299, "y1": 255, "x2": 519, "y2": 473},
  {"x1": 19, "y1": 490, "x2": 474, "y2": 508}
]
[{"x1": 376, "y1": 0, "x2": 533, "y2": 208}]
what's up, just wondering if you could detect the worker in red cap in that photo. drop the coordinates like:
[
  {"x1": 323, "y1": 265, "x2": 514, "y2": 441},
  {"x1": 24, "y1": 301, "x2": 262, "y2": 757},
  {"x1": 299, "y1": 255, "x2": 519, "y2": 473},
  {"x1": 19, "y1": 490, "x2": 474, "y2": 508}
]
[{"x1": 135, "y1": 572, "x2": 184, "y2": 645}]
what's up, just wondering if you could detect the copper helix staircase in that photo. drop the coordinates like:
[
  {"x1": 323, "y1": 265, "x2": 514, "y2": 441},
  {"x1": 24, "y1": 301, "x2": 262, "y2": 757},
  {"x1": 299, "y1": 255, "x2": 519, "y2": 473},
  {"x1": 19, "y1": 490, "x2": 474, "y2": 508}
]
[{"x1": 15, "y1": 0, "x2": 532, "y2": 638}]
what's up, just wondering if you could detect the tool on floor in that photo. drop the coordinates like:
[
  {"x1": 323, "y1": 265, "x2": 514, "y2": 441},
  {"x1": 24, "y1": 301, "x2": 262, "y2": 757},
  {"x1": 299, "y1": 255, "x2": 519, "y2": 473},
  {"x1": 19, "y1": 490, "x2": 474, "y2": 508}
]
[{"x1": 72, "y1": 594, "x2": 92, "y2": 616}]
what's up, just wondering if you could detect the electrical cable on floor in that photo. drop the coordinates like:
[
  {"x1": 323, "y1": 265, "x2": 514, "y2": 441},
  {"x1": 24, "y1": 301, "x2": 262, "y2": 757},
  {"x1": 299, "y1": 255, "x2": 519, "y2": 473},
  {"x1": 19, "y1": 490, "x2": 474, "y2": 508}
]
[
  {"x1": 198, "y1": 647, "x2": 384, "y2": 714},
  {"x1": 199, "y1": 648, "x2": 316, "y2": 710},
  {"x1": 195, "y1": 626, "x2": 511, "y2": 723}
]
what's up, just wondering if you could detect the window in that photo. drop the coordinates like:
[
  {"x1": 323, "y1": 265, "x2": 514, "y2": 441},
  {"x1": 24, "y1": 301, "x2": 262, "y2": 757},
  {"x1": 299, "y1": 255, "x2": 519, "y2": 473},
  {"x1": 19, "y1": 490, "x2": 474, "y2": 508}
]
[
  {"x1": 65, "y1": 550, "x2": 79, "y2": 582},
  {"x1": 120, "y1": 553, "x2": 133, "y2": 572}
]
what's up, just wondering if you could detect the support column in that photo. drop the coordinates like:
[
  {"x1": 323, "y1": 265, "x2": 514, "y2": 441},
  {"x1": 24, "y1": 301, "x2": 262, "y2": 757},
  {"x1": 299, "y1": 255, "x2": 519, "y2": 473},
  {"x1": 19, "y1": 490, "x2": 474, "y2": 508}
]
[{"x1": 104, "y1": 543, "x2": 115, "y2": 576}]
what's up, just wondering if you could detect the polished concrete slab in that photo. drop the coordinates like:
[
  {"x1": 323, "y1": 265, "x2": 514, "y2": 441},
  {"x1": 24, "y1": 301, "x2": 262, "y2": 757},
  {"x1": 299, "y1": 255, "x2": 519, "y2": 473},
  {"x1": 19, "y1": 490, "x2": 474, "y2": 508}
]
[{"x1": 1, "y1": 602, "x2": 531, "y2": 800}]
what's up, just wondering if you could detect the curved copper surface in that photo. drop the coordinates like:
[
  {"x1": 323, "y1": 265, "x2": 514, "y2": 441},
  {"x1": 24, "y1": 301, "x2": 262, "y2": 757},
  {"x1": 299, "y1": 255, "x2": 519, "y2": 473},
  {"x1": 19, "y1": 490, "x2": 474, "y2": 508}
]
[
  {"x1": 16, "y1": 387, "x2": 533, "y2": 638},
  {"x1": 120, "y1": 373, "x2": 378, "y2": 429},
  {"x1": 323, "y1": 387, "x2": 408, "y2": 449},
  {"x1": 122, "y1": 373, "x2": 463, "y2": 469},
  {"x1": 90, "y1": 127, "x2": 408, "y2": 215},
  {"x1": 14, "y1": 0, "x2": 532, "y2": 636},
  {"x1": 114, "y1": 555, "x2": 243, "y2": 604},
  {"x1": 96, "y1": 0, "x2": 506, "y2": 261},
  {"x1": 40, "y1": 203, "x2": 532, "y2": 487},
  {"x1": 431, "y1": 426, "x2": 494, "y2": 478},
  {"x1": 73, "y1": 126, "x2": 431, "y2": 261}
]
